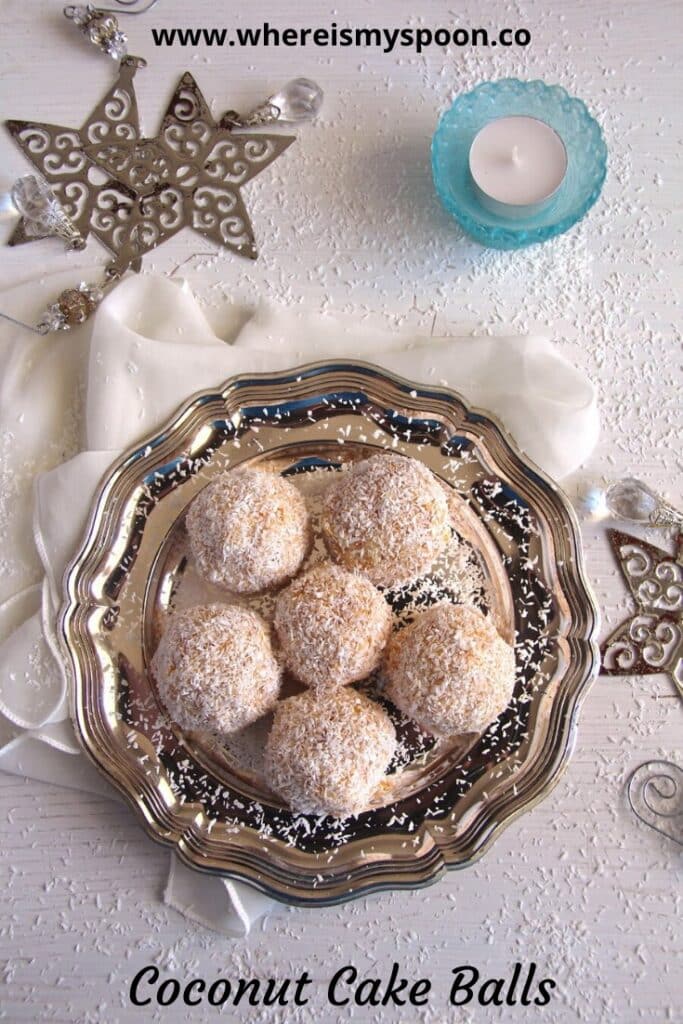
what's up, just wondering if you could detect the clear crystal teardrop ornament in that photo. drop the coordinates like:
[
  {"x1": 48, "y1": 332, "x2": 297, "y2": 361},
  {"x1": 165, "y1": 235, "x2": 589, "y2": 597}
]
[
  {"x1": 268, "y1": 78, "x2": 323, "y2": 123},
  {"x1": 605, "y1": 478, "x2": 682, "y2": 527},
  {"x1": 585, "y1": 477, "x2": 683, "y2": 527},
  {"x1": 238, "y1": 78, "x2": 324, "y2": 127},
  {"x1": 11, "y1": 175, "x2": 86, "y2": 250}
]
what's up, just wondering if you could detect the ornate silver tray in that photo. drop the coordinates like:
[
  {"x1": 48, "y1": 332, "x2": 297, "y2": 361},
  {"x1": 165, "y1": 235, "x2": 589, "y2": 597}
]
[{"x1": 60, "y1": 361, "x2": 599, "y2": 905}]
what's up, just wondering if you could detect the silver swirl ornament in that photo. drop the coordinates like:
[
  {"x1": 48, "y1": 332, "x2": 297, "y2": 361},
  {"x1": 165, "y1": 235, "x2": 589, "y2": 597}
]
[{"x1": 628, "y1": 761, "x2": 683, "y2": 845}]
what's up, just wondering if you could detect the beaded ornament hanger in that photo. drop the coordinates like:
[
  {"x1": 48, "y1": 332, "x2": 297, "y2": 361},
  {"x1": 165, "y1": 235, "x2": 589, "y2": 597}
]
[{"x1": 2, "y1": 1, "x2": 323, "y2": 333}]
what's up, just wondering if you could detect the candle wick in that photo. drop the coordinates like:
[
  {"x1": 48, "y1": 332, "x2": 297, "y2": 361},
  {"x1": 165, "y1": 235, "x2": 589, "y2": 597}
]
[{"x1": 511, "y1": 145, "x2": 522, "y2": 167}]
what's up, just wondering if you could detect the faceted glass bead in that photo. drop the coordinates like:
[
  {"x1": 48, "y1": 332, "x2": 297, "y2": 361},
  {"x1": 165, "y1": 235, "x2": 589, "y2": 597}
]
[
  {"x1": 58, "y1": 289, "x2": 92, "y2": 326},
  {"x1": 11, "y1": 175, "x2": 54, "y2": 226},
  {"x1": 38, "y1": 304, "x2": 68, "y2": 333},
  {"x1": 11, "y1": 175, "x2": 85, "y2": 249},
  {"x1": 82, "y1": 284, "x2": 104, "y2": 306},
  {"x1": 57, "y1": 283, "x2": 102, "y2": 327},
  {"x1": 268, "y1": 78, "x2": 323, "y2": 123},
  {"x1": 66, "y1": 4, "x2": 92, "y2": 26},
  {"x1": 605, "y1": 478, "x2": 659, "y2": 522},
  {"x1": 87, "y1": 13, "x2": 117, "y2": 44},
  {"x1": 106, "y1": 30, "x2": 128, "y2": 61}
]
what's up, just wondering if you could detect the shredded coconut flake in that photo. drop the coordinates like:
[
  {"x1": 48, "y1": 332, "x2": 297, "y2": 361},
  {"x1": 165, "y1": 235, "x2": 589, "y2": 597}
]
[
  {"x1": 274, "y1": 563, "x2": 392, "y2": 688},
  {"x1": 265, "y1": 687, "x2": 397, "y2": 816},
  {"x1": 321, "y1": 452, "x2": 452, "y2": 587},
  {"x1": 150, "y1": 604, "x2": 281, "y2": 734},
  {"x1": 186, "y1": 468, "x2": 311, "y2": 594},
  {"x1": 384, "y1": 603, "x2": 516, "y2": 737}
]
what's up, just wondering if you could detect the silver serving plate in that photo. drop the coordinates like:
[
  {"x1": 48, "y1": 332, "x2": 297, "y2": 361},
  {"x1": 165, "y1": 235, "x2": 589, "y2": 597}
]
[{"x1": 60, "y1": 361, "x2": 600, "y2": 906}]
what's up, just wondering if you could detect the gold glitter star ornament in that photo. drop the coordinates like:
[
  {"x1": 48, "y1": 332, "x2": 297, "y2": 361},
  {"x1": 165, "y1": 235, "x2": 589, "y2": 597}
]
[{"x1": 5, "y1": 64, "x2": 297, "y2": 274}]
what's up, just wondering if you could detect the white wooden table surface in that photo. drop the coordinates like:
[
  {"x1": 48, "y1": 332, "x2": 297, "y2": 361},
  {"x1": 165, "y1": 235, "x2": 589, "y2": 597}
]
[{"x1": 1, "y1": 1, "x2": 681, "y2": 1021}]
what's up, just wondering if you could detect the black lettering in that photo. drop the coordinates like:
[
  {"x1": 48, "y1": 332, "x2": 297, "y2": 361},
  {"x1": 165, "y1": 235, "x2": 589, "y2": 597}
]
[
  {"x1": 479, "y1": 978, "x2": 505, "y2": 1006},
  {"x1": 314, "y1": 28, "x2": 329, "y2": 45},
  {"x1": 293, "y1": 972, "x2": 312, "y2": 1007},
  {"x1": 157, "y1": 979, "x2": 180, "y2": 1006},
  {"x1": 434, "y1": 28, "x2": 450, "y2": 46},
  {"x1": 355, "y1": 979, "x2": 382, "y2": 1006},
  {"x1": 234, "y1": 979, "x2": 261, "y2": 1006},
  {"x1": 300, "y1": 28, "x2": 312, "y2": 45},
  {"x1": 262, "y1": 978, "x2": 289, "y2": 1007},
  {"x1": 400, "y1": 28, "x2": 414, "y2": 47},
  {"x1": 507, "y1": 962, "x2": 522, "y2": 1005},
  {"x1": 282, "y1": 28, "x2": 297, "y2": 45},
  {"x1": 449, "y1": 966, "x2": 479, "y2": 1006},
  {"x1": 202, "y1": 28, "x2": 227, "y2": 46},
  {"x1": 151, "y1": 27, "x2": 175, "y2": 46},
  {"x1": 535, "y1": 979, "x2": 557, "y2": 1006},
  {"x1": 515, "y1": 28, "x2": 531, "y2": 46},
  {"x1": 235, "y1": 26, "x2": 261, "y2": 46},
  {"x1": 472, "y1": 27, "x2": 489, "y2": 46},
  {"x1": 452, "y1": 28, "x2": 470, "y2": 46},
  {"x1": 328, "y1": 965, "x2": 356, "y2": 1006},
  {"x1": 339, "y1": 27, "x2": 353, "y2": 46},
  {"x1": 383, "y1": 28, "x2": 401, "y2": 53},
  {"x1": 381, "y1": 963, "x2": 410, "y2": 1006},
  {"x1": 356, "y1": 28, "x2": 382, "y2": 47},
  {"x1": 183, "y1": 979, "x2": 205, "y2": 1006},
  {"x1": 409, "y1": 979, "x2": 431, "y2": 1006},
  {"x1": 415, "y1": 28, "x2": 432, "y2": 52},
  {"x1": 262, "y1": 22, "x2": 279, "y2": 46},
  {"x1": 521, "y1": 962, "x2": 538, "y2": 1006},
  {"x1": 175, "y1": 28, "x2": 202, "y2": 46},
  {"x1": 500, "y1": 28, "x2": 513, "y2": 45},
  {"x1": 207, "y1": 980, "x2": 231, "y2": 1007},
  {"x1": 130, "y1": 965, "x2": 158, "y2": 1007}
]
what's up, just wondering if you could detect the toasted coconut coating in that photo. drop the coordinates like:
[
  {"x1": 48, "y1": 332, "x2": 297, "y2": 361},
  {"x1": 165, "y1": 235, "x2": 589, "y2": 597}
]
[
  {"x1": 383, "y1": 603, "x2": 515, "y2": 737},
  {"x1": 274, "y1": 563, "x2": 392, "y2": 688},
  {"x1": 265, "y1": 688, "x2": 396, "y2": 816},
  {"x1": 151, "y1": 604, "x2": 281, "y2": 734},
  {"x1": 186, "y1": 468, "x2": 311, "y2": 594},
  {"x1": 321, "y1": 453, "x2": 451, "y2": 588}
]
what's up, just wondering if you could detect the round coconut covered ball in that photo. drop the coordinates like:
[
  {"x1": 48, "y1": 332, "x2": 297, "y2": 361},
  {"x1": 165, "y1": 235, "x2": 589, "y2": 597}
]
[
  {"x1": 321, "y1": 453, "x2": 451, "y2": 589},
  {"x1": 186, "y1": 468, "x2": 311, "y2": 594},
  {"x1": 383, "y1": 604, "x2": 516, "y2": 737},
  {"x1": 265, "y1": 688, "x2": 396, "y2": 816},
  {"x1": 274, "y1": 563, "x2": 392, "y2": 688},
  {"x1": 151, "y1": 604, "x2": 281, "y2": 734}
]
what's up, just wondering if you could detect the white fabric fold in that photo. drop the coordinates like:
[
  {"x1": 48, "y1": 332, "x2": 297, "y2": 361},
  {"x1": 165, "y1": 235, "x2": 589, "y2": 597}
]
[
  {"x1": 34, "y1": 451, "x2": 115, "y2": 605},
  {"x1": 0, "y1": 271, "x2": 599, "y2": 937},
  {"x1": 165, "y1": 856, "x2": 274, "y2": 938}
]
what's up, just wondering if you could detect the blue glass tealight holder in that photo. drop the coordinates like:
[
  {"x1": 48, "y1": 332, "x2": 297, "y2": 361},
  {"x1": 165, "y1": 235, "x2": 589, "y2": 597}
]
[{"x1": 431, "y1": 78, "x2": 607, "y2": 250}]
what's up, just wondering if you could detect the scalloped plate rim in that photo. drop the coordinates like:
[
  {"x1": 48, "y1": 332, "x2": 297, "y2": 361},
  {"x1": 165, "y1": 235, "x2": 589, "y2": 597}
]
[{"x1": 59, "y1": 359, "x2": 600, "y2": 906}]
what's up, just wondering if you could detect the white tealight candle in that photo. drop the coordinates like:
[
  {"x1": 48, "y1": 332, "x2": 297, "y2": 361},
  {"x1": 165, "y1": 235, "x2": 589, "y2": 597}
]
[{"x1": 468, "y1": 115, "x2": 567, "y2": 218}]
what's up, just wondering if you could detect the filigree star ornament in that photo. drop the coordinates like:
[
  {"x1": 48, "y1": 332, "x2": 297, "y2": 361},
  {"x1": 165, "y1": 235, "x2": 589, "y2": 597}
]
[
  {"x1": 601, "y1": 529, "x2": 683, "y2": 698},
  {"x1": 5, "y1": 66, "x2": 297, "y2": 274},
  {"x1": 5, "y1": 57, "x2": 143, "y2": 262},
  {"x1": 83, "y1": 71, "x2": 295, "y2": 272}
]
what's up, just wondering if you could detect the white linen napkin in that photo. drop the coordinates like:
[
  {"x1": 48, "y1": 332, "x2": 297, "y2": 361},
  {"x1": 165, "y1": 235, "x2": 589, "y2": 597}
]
[{"x1": 0, "y1": 272, "x2": 599, "y2": 936}]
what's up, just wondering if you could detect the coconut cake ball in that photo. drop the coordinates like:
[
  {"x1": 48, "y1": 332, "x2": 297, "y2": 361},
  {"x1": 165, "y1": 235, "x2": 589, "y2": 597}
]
[
  {"x1": 383, "y1": 604, "x2": 516, "y2": 737},
  {"x1": 150, "y1": 604, "x2": 281, "y2": 734},
  {"x1": 186, "y1": 468, "x2": 311, "y2": 594},
  {"x1": 265, "y1": 688, "x2": 396, "y2": 816},
  {"x1": 321, "y1": 453, "x2": 451, "y2": 589},
  {"x1": 274, "y1": 563, "x2": 392, "y2": 688}
]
